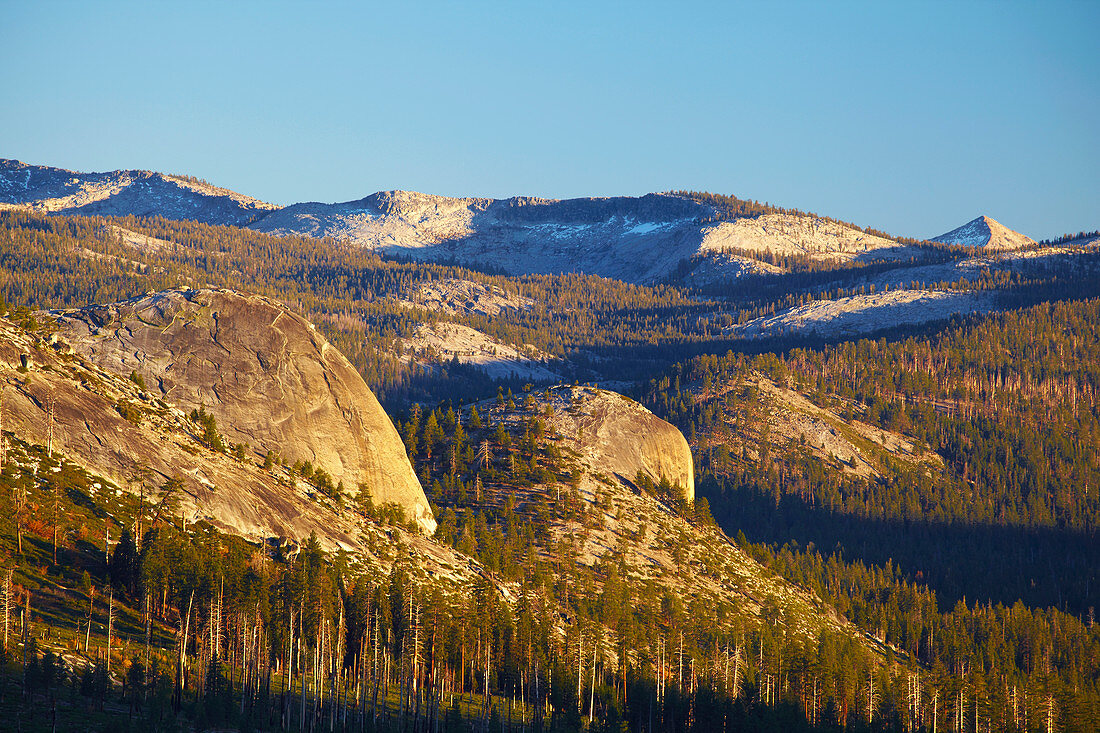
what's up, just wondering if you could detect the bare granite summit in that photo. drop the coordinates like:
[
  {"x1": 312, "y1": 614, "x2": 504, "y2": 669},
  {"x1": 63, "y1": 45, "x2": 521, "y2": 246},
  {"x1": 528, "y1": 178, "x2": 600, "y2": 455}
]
[
  {"x1": 495, "y1": 386, "x2": 694, "y2": 500},
  {"x1": 49, "y1": 288, "x2": 435, "y2": 533}
]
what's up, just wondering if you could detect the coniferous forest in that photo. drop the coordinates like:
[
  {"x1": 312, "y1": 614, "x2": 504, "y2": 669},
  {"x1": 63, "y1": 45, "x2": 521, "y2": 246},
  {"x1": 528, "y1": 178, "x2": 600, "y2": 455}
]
[{"x1": 0, "y1": 207, "x2": 1098, "y2": 731}]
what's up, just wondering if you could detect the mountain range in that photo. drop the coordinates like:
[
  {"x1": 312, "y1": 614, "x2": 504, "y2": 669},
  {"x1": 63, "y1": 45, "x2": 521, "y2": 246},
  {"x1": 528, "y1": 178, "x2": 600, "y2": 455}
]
[
  {"x1": 1, "y1": 156, "x2": 1099, "y2": 731},
  {"x1": 8, "y1": 157, "x2": 1100, "y2": 357},
  {"x1": 1, "y1": 158, "x2": 1063, "y2": 286}
]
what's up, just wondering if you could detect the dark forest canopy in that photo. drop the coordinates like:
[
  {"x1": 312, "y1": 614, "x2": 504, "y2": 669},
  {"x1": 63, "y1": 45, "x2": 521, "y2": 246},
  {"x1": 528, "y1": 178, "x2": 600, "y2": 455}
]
[{"x1": 639, "y1": 297, "x2": 1100, "y2": 701}]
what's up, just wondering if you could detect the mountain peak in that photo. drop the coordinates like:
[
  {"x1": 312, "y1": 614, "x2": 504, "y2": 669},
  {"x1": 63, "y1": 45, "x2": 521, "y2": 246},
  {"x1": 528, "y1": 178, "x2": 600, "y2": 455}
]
[{"x1": 932, "y1": 215, "x2": 1035, "y2": 250}]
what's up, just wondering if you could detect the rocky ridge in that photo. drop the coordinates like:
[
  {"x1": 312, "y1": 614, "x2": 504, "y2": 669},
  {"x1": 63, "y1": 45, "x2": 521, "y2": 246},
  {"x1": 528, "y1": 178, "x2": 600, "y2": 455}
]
[
  {"x1": 251, "y1": 191, "x2": 930, "y2": 283},
  {"x1": 0, "y1": 315, "x2": 353, "y2": 549},
  {"x1": 0, "y1": 159, "x2": 277, "y2": 226},
  {"x1": 682, "y1": 372, "x2": 943, "y2": 489},
  {"x1": 3, "y1": 312, "x2": 883, "y2": 659},
  {"x1": 1, "y1": 160, "x2": 934, "y2": 285},
  {"x1": 696, "y1": 213, "x2": 919, "y2": 264},
  {"x1": 396, "y1": 321, "x2": 561, "y2": 382},
  {"x1": 395, "y1": 278, "x2": 535, "y2": 317},
  {"x1": 467, "y1": 387, "x2": 894, "y2": 647},
  {"x1": 731, "y1": 289, "x2": 992, "y2": 340},
  {"x1": 251, "y1": 190, "x2": 714, "y2": 283}
]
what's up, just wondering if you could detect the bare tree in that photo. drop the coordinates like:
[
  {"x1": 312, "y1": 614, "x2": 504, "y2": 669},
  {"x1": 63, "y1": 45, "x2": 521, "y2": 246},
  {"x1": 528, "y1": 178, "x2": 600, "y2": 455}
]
[
  {"x1": 107, "y1": 587, "x2": 115, "y2": 672},
  {"x1": 0, "y1": 384, "x2": 6, "y2": 472},
  {"x1": 13, "y1": 476, "x2": 28, "y2": 555},
  {"x1": 46, "y1": 392, "x2": 56, "y2": 458},
  {"x1": 0, "y1": 567, "x2": 12, "y2": 653}
]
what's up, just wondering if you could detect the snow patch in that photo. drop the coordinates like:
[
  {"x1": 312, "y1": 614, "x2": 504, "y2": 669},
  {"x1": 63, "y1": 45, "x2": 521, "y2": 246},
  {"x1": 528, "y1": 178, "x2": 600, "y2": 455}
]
[{"x1": 732, "y1": 290, "x2": 991, "y2": 340}]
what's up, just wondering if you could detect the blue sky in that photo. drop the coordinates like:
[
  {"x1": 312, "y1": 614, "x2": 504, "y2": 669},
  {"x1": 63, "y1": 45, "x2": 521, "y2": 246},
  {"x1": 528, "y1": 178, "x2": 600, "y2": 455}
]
[{"x1": 2, "y1": 1, "x2": 1096, "y2": 240}]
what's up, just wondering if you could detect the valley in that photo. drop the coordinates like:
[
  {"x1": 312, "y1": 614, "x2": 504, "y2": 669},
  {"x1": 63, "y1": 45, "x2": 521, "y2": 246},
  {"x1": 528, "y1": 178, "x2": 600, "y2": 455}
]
[{"x1": 0, "y1": 161, "x2": 1096, "y2": 731}]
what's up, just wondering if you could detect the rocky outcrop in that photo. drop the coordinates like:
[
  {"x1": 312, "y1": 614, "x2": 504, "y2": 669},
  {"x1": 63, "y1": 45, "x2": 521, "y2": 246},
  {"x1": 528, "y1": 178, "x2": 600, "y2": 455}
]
[
  {"x1": 250, "y1": 191, "x2": 713, "y2": 283},
  {"x1": 730, "y1": 290, "x2": 991, "y2": 340},
  {"x1": 396, "y1": 279, "x2": 534, "y2": 318},
  {"x1": 528, "y1": 386, "x2": 694, "y2": 500},
  {"x1": 48, "y1": 288, "x2": 435, "y2": 533},
  {"x1": 396, "y1": 322, "x2": 561, "y2": 382},
  {"x1": 697, "y1": 213, "x2": 915, "y2": 264},
  {"x1": 0, "y1": 316, "x2": 372, "y2": 549}
]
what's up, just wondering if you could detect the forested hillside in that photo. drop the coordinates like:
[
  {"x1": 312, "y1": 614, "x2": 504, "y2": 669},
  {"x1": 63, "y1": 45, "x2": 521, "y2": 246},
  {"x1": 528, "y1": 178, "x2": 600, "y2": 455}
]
[
  {"x1": 0, "y1": 210, "x2": 714, "y2": 406},
  {"x1": 641, "y1": 299, "x2": 1100, "y2": 729},
  {"x1": 0, "y1": 311, "x2": 920, "y2": 733},
  {"x1": 1, "y1": 202, "x2": 1099, "y2": 729},
  {"x1": 4, "y1": 208, "x2": 1098, "y2": 407}
]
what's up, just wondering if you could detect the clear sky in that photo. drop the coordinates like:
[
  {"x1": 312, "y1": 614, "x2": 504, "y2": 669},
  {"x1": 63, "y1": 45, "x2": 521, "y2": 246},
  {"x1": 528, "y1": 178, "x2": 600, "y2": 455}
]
[{"x1": 2, "y1": 1, "x2": 1096, "y2": 240}]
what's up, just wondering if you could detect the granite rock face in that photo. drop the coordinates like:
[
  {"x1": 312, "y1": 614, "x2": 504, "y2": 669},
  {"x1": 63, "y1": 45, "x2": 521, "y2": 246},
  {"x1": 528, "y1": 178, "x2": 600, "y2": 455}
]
[
  {"x1": 0, "y1": 317, "x2": 365, "y2": 549},
  {"x1": 49, "y1": 288, "x2": 435, "y2": 533},
  {"x1": 535, "y1": 386, "x2": 695, "y2": 500}
]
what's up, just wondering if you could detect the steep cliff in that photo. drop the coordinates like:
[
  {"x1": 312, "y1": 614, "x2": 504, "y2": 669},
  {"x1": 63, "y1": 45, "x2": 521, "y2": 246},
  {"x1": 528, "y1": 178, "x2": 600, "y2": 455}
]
[
  {"x1": 47, "y1": 288, "x2": 435, "y2": 533},
  {"x1": 557, "y1": 387, "x2": 694, "y2": 499}
]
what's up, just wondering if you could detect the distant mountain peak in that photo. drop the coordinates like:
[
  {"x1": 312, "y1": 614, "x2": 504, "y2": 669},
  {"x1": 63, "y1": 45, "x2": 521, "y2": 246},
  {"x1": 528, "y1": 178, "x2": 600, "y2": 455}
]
[
  {"x1": 0, "y1": 158, "x2": 277, "y2": 226},
  {"x1": 932, "y1": 215, "x2": 1035, "y2": 250},
  {"x1": 7, "y1": 158, "x2": 1075, "y2": 285}
]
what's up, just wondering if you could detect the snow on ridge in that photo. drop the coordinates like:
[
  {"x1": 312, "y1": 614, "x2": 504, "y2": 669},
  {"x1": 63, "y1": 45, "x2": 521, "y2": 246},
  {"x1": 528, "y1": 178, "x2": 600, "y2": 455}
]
[
  {"x1": 932, "y1": 216, "x2": 1034, "y2": 251},
  {"x1": 7, "y1": 159, "x2": 1080, "y2": 290},
  {"x1": 3, "y1": 159, "x2": 922, "y2": 285},
  {"x1": 160, "y1": 174, "x2": 279, "y2": 210},
  {"x1": 732, "y1": 289, "x2": 991, "y2": 340},
  {"x1": 0, "y1": 160, "x2": 277, "y2": 224},
  {"x1": 259, "y1": 203, "x2": 908, "y2": 283},
  {"x1": 933, "y1": 217, "x2": 990, "y2": 248},
  {"x1": 626, "y1": 221, "x2": 663, "y2": 235},
  {"x1": 623, "y1": 217, "x2": 693, "y2": 236},
  {"x1": 534, "y1": 222, "x2": 598, "y2": 240}
]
